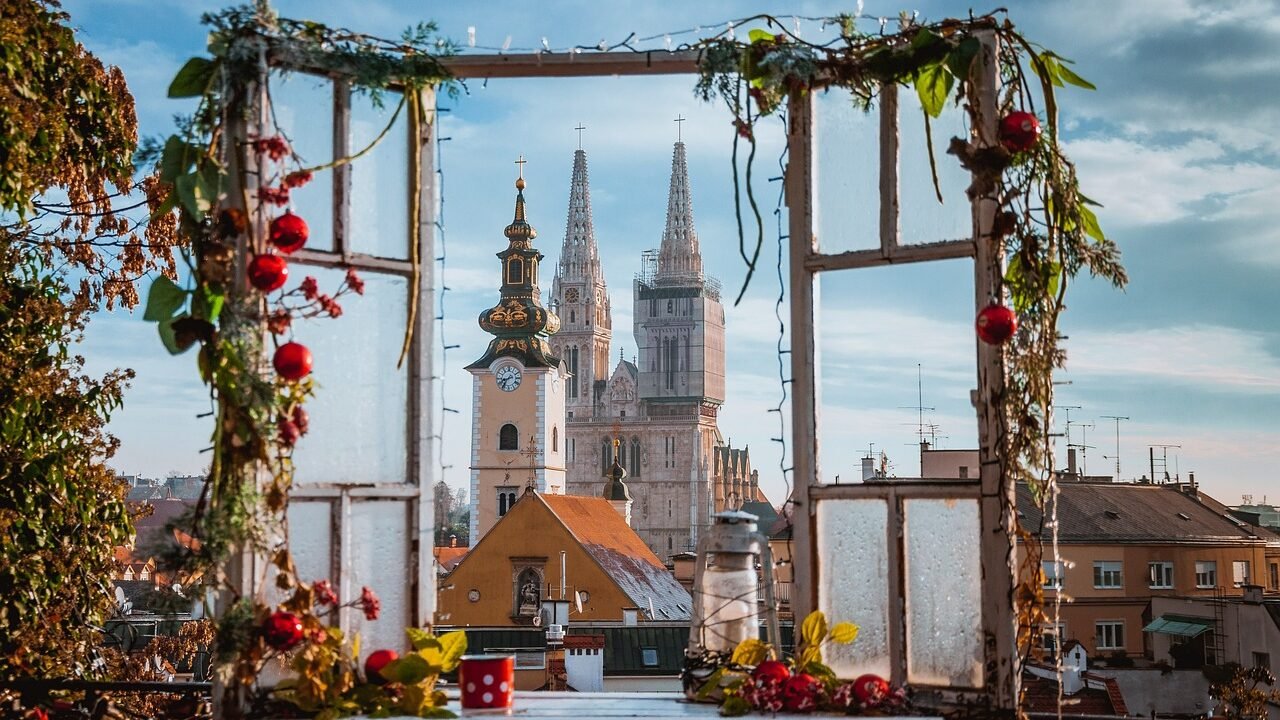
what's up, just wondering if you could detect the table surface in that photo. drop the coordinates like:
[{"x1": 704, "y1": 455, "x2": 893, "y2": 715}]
[{"x1": 440, "y1": 691, "x2": 940, "y2": 718}]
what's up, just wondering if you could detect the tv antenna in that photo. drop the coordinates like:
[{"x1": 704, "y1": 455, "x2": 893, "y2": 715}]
[
  {"x1": 898, "y1": 364, "x2": 935, "y2": 447},
  {"x1": 1067, "y1": 420, "x2": 1095, "y2": 475},
  {"x1": 1100, "y1": 415, "x2": 1129, "y2": 479},
  {"x1": 1054, "y1": 405, "x2": 1083, "y2": 446},
  {"x1": 1148, "y1": 444, "x2": 1181, "y2": 484}
]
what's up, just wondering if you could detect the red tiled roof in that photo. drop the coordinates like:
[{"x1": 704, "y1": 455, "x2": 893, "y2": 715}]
[
  {"x1": 434, "y1": 546, "x2": 469, "y2": 572},
  {"x1": 539, "y1": 494, "x2": 691, "y2": 621},
  {"x1": 1022, "y1": 672, "x2": 1128, "y2": 716}
]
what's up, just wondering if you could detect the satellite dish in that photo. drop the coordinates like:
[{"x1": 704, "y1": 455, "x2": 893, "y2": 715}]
[
  {"x1": 114, "y1": 586, "x2": 127, "y2": 605},
  {"x1": 532, "y1": 615, "x2": 542, "y2": 627},
  {"x1": 575, "y1": 590, "x2": 584, "y2": 614}
]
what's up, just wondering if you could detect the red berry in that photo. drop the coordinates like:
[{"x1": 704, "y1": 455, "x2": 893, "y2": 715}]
[
  {"x1": 247, "y1": 253, "x2": 289, "y2": 292},
  {"x1": 262, "y1": 610, "x2": 304, "y2": 651},
  {"x1": 365, "y1": 649, "x2": 399, "y2": 684},
  {"x1": 751, "y1": 659, "x2": 791, "y2": 684},
  {"x1": 999, "y1": 111, "x2": 1041, "y2": 153},
  {"x1": 269, "y1": 211, "x2": 309, "y2": 254},
  {"x1": 851, "y1": 673, "x2": 890, "y2": 705},
  {"x1": 781, "y1": 673, "x2": 821, "y2": 713},
  {"x1": 976, "y1": 303, "x2": 1018, "y2": 345},
  {"x1": 273, "y1": 342, "x2": 313, "y2": 381}
]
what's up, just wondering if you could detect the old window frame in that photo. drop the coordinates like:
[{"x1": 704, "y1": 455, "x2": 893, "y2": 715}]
[
  {"x1": 1093, "y1": 560, "x2": 1123, "y2": 589},
  {"x1": 251, "y1": 36, "x2": 1017, "y2": 707}
]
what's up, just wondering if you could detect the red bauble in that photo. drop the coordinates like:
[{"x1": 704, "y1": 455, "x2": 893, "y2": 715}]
[
  {"x1": 976, "y1": 303, "x2": 1018, "y2": 345},
  {"x1": 273, "y1": 341, "x2": 313, "y2": 381},
  {"x1": 365, "y1": 649, "x2": 399, "y2": 684},
  {"x1": 751, "y1": 659, "x2": 791, "y2": 684},
  {"x1": 269, "y1": 211, "x2": 309, "y2": 254},
  {"x1": 852, "y1": 673, "x2": 890, "y2": 705},
  {"x1": 999, "y1": 111, "x2": 1041, "y2": 153},
  {"x1": 262, "y1": 610, "x2": 304, "y2": 651},
  {"x1": 247, "y1": 253, "x2": 289, "y2": 292},
  {"x1": 781, "y1": 673, "x2": 821, "y2": 713}
]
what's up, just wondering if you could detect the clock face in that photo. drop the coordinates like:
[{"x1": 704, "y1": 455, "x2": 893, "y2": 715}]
[
  {"x1": 495, "y1": 364, "x2": 522, "y2": 392},
  {"x1": 564, "y1": 287, "x2": 580, "y2": 303}
]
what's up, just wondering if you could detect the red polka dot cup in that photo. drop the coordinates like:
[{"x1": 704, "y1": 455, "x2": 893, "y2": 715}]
[{"x1": 460, "y1": 654, "x2": 515, "y2": 709}]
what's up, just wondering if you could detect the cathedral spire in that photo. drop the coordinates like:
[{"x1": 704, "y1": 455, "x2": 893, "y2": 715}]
[
  {"x1": 656, "y1": 141, "x2": 703, "y2": 284},
  {"x1": 558, "y1": 148, "x2": 601, "y2": 282}
]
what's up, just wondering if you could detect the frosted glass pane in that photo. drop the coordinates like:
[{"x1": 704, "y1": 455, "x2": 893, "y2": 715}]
[
  {"x1": 349, "y1": 93, "x2": 409, "y2": 259},
  {"x1": 269, "y1": 73, "x2": 334, "y2": 252},
  {"x1": 814, "y1": 89, "x2": 878, "y2": 254},
  {"x1": 290, "y1": 269, "x2": 409, "y2": 484},
  {"x1": 897, "y1": 91, "x2": 972, "y2": 244},
  {"x1": 288, "y1": 501, "x2": 333, "y2": 584},
  {"x1": 816, "y1": 499, "x2": 890, "y2": 678},
  {"x1": 350, "y1": 501, "x2": 411, "y2": 658},
  {"x1": 904, "y1": 498, "x2": 983, "y2": 687}
]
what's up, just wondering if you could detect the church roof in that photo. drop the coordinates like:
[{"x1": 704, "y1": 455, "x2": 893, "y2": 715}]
[{"x1": 539, "y1": 494, "x2": 691, "y2": 621}]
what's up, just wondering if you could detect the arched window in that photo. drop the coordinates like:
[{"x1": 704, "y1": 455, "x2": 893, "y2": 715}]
[
  {"x1": 602, "y1": 438, "x2": 611, "y2": 473},
  {"x1": 506, "y1": 257, "x2": 524, "y2": 285},
  {"x1": 570, "y1": 309, "x2": 576, "y2": 324},
  {"x1": 630, "y1": 438, "x2": 641, "y2": 477},
  {"x1": 552, "y1": 426, "x2": 559, "y2": 452},
  {"x1": 499, "y1": 424, "x2": 519, "y2": 450},
  {"x1": 618, "y1": 439, "x2": 627, "y2": 470}
]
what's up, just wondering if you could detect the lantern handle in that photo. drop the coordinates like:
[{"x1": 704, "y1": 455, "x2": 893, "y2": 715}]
[{"x1": 756, "y1": 532, "x2": 782, "y2": 651}]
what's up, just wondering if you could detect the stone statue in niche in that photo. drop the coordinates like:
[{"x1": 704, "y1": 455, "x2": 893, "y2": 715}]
[
  {"x1": 516, "y1": 568, "x2": 541, "y2": 616},
  {"x1": 609, "y1": 377, "x2": 634, "y2": 403}
]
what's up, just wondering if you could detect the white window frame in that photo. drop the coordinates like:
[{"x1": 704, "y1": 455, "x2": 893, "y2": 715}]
[
  {"x1": 1196, "y1": 561, "x2": 1218, "y2": 589},
  {"x1": 1042, "y1": 560, "x2": 1064, "y2": 590},
  {"x1": 1148, "y1": 561, "x2": 1174, "y2": 589},
  {"x1": 1232, "y1": 560, "x2": 1250, "y2": 587},
  {"x1": 1094, "y1": 620, "x2": 1125, "y2": 651},
  {"x1": 1093, "y1": 561, "x2": 1123, "y2": 589}
]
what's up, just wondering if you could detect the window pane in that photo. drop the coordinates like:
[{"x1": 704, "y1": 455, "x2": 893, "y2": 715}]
[
  {"x1": 290, "y1": 270, "x2": 410, "y2": 484},
  {"x1": 350, "y1": 500, "x2": 410, "y2": 658},
  {"x1": 816, "y1": 499, "x2": 890, "y2": 679},
  {"x1": 269, "y1": 73, "x2": 335, "y2": 253},
  {"x1": 813, "y1": 89, "x2": 878, "y2": 253},
  {"x1": 288, "y1": 501, "x2": 333, "y2": 584},
  {"x1": 904, "y1": 498, "x2": 983, "y2": 687},
  {"x1": 896, "y1": 88, "x2": 972, "y2": 245},
  {"x1": 349, "y1": 92, "x2": 409, "y2": 259}
]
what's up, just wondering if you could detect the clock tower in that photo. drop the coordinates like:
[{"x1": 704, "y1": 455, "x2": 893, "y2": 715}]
[{"x1": 466, "y1": 168, "x2": 567, "y2": 543}]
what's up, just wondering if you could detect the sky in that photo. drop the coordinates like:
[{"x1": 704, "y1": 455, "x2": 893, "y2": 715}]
[{"x1": 65, "y1": 0, "x2": 1280, "y2": 509}]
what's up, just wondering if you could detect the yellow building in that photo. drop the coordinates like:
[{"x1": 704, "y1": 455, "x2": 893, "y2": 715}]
[{"x1": 437, "y1": 492, "x2": 691, "y2": 628}]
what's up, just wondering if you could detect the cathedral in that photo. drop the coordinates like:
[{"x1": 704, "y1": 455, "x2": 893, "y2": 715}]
[{"x1": 466, "y1": 142, "x2": 768, "y2": 558}]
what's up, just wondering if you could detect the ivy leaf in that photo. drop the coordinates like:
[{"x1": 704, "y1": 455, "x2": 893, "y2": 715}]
[
  {"x1": 157, "y1": 313, "x2": 192, "y2": 355},
  {"x1": 800, "y1": 610, "x2": 828, "y2": 647},
  {"x1": 381, "y1": 653, "x2": 431, "y2": 685},
  {"x1": 159, "y1": 135, "x2": 200, "y2": 184},
  {"x1": 914, "y1": 64, "x2": 953, "y2": 118},
  {"x1": 1078, "y1": 204, "x2": 1106, "y2": 242},
  {"x1": 143, "y1": 275, "x2": 187, "y2": 322},
  {"x1": 830, "y1": 622, "x2": 860, "y2": 644},
  {"x1": 804, "y1": 660, "x2": 837, "y2": 681},
  {"x1": 730, "y1": 638, "x2": 769, "y2": 667},
  {"x1": 435, "y1": 630, "x2": 467, "y2": 672},
  {"x1": 168, "y1": 57, "x2": 216, "y2": 98},
  {"x1": 945, "y1": 37, "x2": 981, "y2": 78}
]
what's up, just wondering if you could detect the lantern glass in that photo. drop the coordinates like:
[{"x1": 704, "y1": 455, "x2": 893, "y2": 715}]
[
  {"x1": 904, "y1": 498, "x2": 983, "y2": 687},
  {"x1": 696, "y1": 550, "x2": 758, "y2": 653},
  {"x1": 817, "y1": 498, "x2": 891, "y2": 679}
]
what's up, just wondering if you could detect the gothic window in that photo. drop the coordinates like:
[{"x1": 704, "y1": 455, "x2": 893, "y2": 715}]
[
  {"x1": 618, "y1": 439, "x2": 627, "y2": 469},
  {"x1": 631, "y1": 438, "x2": 641, "y2": 477},
  {"x1": 499, "y1": 424, "x2": 519, "y2": 450},
  {"x1": 570, "y1": 309, "x2": 575, "y2": 324},
  {"x1": 570, "y1": 438, "x2": 575, "y2": 462},
  {"x1": 602, "y1": 438, "x2": 611, "y2": 474},
  {"x1": 552, "y1": 426, "x2": 558, "y2": 452},
  {"x1": 568, "y1": 348, "x2": 579, "y2": 399},
  {"x1": 498, "y1": 487, "x2": 518, "y2": 517},
  {"x1": 506, "y1": 257, "x2": 524, "y2": 285}
]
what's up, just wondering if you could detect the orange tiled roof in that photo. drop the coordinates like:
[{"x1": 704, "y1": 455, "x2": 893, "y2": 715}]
[
  {"x1": 434, "y1": 546, "x2": 469, "y2": 572},
  {"x1": 538, "y1": 494, "x2": 691, "y2": 620}
]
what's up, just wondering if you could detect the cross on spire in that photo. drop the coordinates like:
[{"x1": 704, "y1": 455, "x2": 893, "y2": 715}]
[
  {"x1": 514, "y1": 154, "x2": 527, "y2": 179},
  {"x1": 574, "y1": 123, "x2": 586, "y2": 149},
  {"x1": 674, "y1": 114, "x2": 686, "y2": 141}
]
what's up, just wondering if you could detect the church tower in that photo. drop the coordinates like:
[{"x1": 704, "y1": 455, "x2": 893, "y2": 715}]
[
  {"x1": 551, "y1": 148, "x2": 612, "y2": 419},
  {"x1": 635, "y1": 141, "x2": 726, "y2": 407},
  {"x1": 466, "y1": 168, "x2": 567, "y2": 543}
]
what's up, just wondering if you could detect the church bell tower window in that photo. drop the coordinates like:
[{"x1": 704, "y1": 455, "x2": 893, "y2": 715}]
[{"x1": 499, "y1": 423, "x2": 519, "y2": 450}]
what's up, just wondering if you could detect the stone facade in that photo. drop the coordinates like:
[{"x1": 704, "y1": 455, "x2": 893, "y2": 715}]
[{"x1": 550, "y1": 142, "x2": 767, "y2": 558}]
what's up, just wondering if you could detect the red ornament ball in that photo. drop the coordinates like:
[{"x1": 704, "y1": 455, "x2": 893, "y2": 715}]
[
  {"x1": 751, "y1": 659, "x2": 791, "y2": 685},
  {"x1": 269, "y1": 211, "x2": 309, "y2": 254},
  {"x1": 999, "y1": 111, "x2": 1041, "y2": 153},
  {"x1": 365, "y1": 649, "x2": 399, "y2": 685},
  {"x1": 781, "y1": 673, "x2": 822, "y2": 713},
  {"x1": 273, "y1": 341, "x2": 313, "y2": 381},
  {"x1": 247, "y1": 253, "x2": 289, "y2": 292},
  {"x1": 262, "y1": 610, "x2": 304, "y2": 651},
  {"x1": 851, "y1": 673, "x2": 890, "y2": 705},
  {"x1": 976, "y1": 303, "x2": 1018, "y2": 345}
]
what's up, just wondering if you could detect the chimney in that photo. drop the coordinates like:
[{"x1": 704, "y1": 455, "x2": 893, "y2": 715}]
[
  {"x1": 563, "y1": 635, "x2": 605, "y2": 692},
  {"x1": 448, "y1": 534, "x2": 457, "y2": 548},
  {"x1": 1067, "y1": 448, "x2": 1078, "y2": 479},
  {"x1": 1243, "y1": 584, "x2": 1263, "y2": 604},
  {"x1": 861, "y1": 456, "x2": 875, "y2": 482}
]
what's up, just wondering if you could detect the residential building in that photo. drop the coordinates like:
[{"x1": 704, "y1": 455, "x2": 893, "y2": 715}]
[
  {"x1": 551, "y1": 143, "x2": 767, "y2": 559},
  {"x1": 1145, "y1": 585, "x2": 1280, "y2": 671}
]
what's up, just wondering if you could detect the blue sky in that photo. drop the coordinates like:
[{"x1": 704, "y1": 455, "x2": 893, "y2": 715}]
[{"x1": 67, "y1": 0, "x2": 1280, "y2": 508}]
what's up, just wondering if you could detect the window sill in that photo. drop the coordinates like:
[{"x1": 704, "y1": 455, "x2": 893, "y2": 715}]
[{"x1": 357, "y1": 692, "x2": 945, "y2": 718}]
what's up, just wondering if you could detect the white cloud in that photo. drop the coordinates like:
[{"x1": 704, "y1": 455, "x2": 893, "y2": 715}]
[{"x1": 1065, "y1": 324, "x2": 1280, "y2": 393}]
